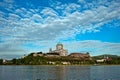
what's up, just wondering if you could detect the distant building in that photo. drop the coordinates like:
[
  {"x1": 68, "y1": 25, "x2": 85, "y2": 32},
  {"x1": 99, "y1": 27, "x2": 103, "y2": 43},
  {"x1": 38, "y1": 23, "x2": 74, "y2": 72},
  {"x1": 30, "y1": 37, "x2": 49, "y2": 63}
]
[
  {"x1": 96, "y1": 59, "x2": 105, "y2": 63},
  {"x1": 49, "y1": 43, "x2": 68, "y2": 56},
  {"x1": 96, "y1": 56, "x2": 112, "y2": 63},
  {"x1": 62, "y1": 62, "x2": 70, "y2": 65},
  {"x1": 21, "y1": 54, "x2": 26, "y2": 59},
  {"x1": 69, "y1": 52, "x2": 92, "y2": 60},
  {"x1": 48, "y1": 61, "x2": 55, "y2": 65},
  {"x1": 44, "y1": 53, "x2": 60, "y2": 57},
  {"x1": 3, "y1": 59, "x2": 6, "y2": 63},
  {"x1": 32, "y1": 52, "x2": 43, "y2": 57}
]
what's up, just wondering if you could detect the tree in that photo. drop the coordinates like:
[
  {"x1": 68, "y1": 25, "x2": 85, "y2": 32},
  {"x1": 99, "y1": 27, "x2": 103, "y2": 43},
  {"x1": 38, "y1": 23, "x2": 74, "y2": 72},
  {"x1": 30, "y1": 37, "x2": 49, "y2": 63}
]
[
  {"x1": 0, "y1": 59, "x2": 3, "y2": 65},
  {"x1": 12, "y1": 58, "x2": 17, "y2": 64}
]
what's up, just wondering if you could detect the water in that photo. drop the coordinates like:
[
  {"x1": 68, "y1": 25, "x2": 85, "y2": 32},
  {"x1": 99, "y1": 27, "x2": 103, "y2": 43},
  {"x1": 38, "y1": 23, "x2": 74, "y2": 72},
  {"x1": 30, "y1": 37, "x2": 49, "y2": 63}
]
[{"x1": 0, "y1": 65, "x2": 120, "y2": 80}]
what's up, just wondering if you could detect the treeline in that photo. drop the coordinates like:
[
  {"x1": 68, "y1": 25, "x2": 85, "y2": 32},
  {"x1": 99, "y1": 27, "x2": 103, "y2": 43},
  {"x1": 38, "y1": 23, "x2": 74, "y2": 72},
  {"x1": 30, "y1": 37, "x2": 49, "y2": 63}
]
[
  {"x1": 0, "y1": 59, "x2": 3, "y2": 65},
  {"x1": 1, "y1": 54, "x2": 120, "y2": 65},
  {"x1": 11, "y1": 57, "x2": 95, "y2": 65},
  {"x1": 92, "y1": 55, "x2": 120, "y2": 65},
  {"x1": 0, "y1": 54, "x2": 95, "y2": 65},
  {"x1": 99, "y1": 57, "x2": 120, "y2": 64}
]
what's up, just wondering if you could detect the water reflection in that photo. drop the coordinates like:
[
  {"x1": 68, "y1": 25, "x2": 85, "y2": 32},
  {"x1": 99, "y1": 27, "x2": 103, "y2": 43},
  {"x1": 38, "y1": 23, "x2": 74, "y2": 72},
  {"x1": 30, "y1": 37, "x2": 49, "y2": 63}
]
[
  {"x1": 0, "y1": 65, "x2": 120, "y2": 80},
  {"x1": 91, "y1": 66, "x2": 120, "y2": 80},
  {"x1": 35, "y1": 66, "x2": 91, "y2": 80},
  {"x1": 55, "y1": 66, "x2": 68, "y2": 80}
]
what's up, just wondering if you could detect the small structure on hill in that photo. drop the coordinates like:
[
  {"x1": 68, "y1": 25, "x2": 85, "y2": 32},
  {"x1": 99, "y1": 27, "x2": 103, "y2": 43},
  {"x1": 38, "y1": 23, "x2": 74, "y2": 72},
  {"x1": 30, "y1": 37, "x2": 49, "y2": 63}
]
[
  {"x1": 96, "y1": 56, "x2": 112, "y2": 63},
  {"x1": 69, "y1": 52, "x2": 92, "y2": 60},
  {"x1": 31, "y1": 52, "x2": 43, "y2": 57},
  {"x1": 44, "y1": 53, "x2": 60, "y2": 57}
]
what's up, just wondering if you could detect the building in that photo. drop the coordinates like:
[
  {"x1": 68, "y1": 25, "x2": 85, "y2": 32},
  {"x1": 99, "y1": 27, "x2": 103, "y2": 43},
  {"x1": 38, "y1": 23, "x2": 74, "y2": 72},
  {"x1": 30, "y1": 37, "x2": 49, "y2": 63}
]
[
  {"x1": 49, "y1": 43, "x2": 68, "y2": 56},
  {"x1": 61, "y1": 62, "x2": 70, "y2": 65},
  {"x1": 21, "y1": 54, "x2": 26, "y2": 59},
  {"x1": 96, "y1": 59, "x2": 105, "y2": 63},
  {"x1": 31, "y1": 43, "x2": 68, "y2": 57},
  {"x1": 96, "y1": 56, "x2": 112, "y2": 63},
  {"x1": 31, "y1": 52, "x2": 43, "y2": 57},
  {"x1": 44, "y1": 53, "x2": 60, "y2": 57},
  {"x1": 69, "y1": 52, "x2": 92, "y2": 60},
  {"x1": 29, "y1": 43, "x2": 92, "y2": 60}
]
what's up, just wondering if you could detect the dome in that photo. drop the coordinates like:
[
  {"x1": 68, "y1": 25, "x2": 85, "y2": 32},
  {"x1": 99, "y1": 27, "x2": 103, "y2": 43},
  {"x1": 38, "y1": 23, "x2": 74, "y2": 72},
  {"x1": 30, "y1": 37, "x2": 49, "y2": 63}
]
[
  {"x1": 56, "y1": 43, "x2": 63, "y2": 50},
  {"x1": 56, "y1": 43, "x2": 63, "y2": 47}
]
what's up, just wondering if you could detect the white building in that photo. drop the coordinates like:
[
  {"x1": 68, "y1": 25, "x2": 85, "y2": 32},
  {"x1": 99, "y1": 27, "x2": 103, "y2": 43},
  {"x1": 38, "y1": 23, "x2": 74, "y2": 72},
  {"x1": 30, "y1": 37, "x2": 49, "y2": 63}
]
[
  {"x1": 49, "y1": 43, "x2": 68, "y2": 56},
  {"x1": 96, "y1": 59, "x2": 106, "y2": 62}
]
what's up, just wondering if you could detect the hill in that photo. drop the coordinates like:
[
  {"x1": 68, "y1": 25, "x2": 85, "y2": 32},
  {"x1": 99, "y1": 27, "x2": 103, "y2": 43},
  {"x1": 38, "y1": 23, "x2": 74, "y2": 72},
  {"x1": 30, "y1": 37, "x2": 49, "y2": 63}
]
[{"x1": 92, "y1": 54, "x2": 120, "y2": 59}]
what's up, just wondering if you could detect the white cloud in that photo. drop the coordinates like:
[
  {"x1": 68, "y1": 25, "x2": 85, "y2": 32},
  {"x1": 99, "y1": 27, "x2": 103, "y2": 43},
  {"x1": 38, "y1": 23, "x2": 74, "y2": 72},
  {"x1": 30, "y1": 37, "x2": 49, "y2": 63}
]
[
  {"x1": 15, "y1": 8, "x2": 31, "y2": 18},
  {"x1": 0, "y1": 0, "x2": 120, "y2": 59},
  {"x1": 4, "y1": 0, "x2": 14, "y2": 3},
  {"x1": 30, "y1": 14, "x2": 43, "y2": 23},
  {"x1": 62, "y1": 40, "x2": 120, "y2": 56},
  {"x1": 0, "y1": 39, "x2": 120, "y2": 59},
  {"x1": 78, "y1": 0, "x2": 84, "y2": 2},
  {"x1": 53, "y1": 2, "x2": 81, "y2": 16},
  {"x1": 0, "y1": 43, "x2": 23, "y2": 52},
  {"x1": 41, "y1": 7, "x2": 58, "y2": 17},
  {"x1": 22, "y1": 40, "x2": 120, "y2": 56},
  {"x1": 8, "y1": 13, "x2": 20, "y2": 21},
  {"x1": 0, "y1": 11, "x2": 5, "y2": 17},
  {"x1": 0, "y1": 41, "x2": 25, "y2": 59},
  {"x1": 1, "y1": 1, "x2": 120, "y2": 41},
  {"x1": 0, "y1": 0, "x2": 15, "y2": 12}
]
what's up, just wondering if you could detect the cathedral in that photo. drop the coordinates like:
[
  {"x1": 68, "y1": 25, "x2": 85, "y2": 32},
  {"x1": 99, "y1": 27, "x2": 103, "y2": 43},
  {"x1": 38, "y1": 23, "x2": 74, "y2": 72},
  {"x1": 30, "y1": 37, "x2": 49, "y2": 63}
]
[
  {"x1": 49, "y1": 43, "x2": 68, "y2": 56},
  {"x1": 31, "y1": 43, "x2": 91, "y2": 60}
]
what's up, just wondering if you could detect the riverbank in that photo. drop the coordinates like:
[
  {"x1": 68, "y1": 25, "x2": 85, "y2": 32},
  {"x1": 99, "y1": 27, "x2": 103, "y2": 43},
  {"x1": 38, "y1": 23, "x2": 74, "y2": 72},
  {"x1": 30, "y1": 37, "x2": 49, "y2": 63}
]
[{"x1": 0, "y1": 64, "x2": 120, "y2": 66}]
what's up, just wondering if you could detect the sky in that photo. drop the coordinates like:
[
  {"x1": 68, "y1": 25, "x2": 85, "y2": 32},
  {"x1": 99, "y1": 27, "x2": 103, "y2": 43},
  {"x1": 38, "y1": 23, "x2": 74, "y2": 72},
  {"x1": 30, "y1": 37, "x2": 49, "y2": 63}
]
[{"x1": 0, "y1": 0, "x2": 120, "y2": 59}]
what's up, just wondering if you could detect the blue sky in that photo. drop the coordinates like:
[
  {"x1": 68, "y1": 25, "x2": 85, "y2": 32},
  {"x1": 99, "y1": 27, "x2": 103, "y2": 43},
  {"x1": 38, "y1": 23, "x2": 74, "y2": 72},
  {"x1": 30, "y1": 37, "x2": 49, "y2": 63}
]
[{"x1": 0, "y1": 0, "x2": 120, "y2": 59}]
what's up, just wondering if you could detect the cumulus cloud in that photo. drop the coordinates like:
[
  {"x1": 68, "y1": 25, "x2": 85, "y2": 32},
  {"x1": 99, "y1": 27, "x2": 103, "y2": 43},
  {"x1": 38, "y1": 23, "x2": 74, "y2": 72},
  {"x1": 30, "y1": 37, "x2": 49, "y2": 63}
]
[
  {"x1": 0, "y1": 0, "x2": 120, "y2": 59},
  {"x1": 1, "y1": 0, "x2": 120, "y2": 41},
  {"x1": 20, "y1": 40, "x2": 120, "y2": 56},
  {"x1": 0, "y1": 41, "x2": 26, "y2": 59},
  {"x1": 0, "y1": 0, "x2": 15, "y2": 12},
  {"x1": 41, "y1": 7, "x2": 58, "y2": 17},
  {"x1": 62, "y1": 40, "x2": 120, "y2": 56},
  {"x1": 0, "y1": 42, "x2": 24, "y2": 53}
]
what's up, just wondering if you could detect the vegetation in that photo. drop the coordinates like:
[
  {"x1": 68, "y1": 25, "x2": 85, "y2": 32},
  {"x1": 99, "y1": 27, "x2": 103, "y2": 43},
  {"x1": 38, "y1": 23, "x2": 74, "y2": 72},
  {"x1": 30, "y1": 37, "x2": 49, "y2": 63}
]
[
  {"x1": 92, "y1": 54, "x2": 120, "y2": 65},
  {"x1": 1, "y1": 54, "x2": 120, "y2": 65},
  {"x1": 0, "y1": 59, "x2": 3, "y2": 65}
]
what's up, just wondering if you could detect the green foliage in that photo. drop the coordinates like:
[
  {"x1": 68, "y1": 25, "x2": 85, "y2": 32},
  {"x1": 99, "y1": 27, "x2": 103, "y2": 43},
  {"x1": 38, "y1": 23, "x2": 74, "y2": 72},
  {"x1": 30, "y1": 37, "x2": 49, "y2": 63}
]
[
  {"x1": 0, "y1": 59, "x2": 3, "y2": 65},
  {"x1": 92, "y1": 54, "x2": 120, "y2": 65},
  {"x1": 3, "y1": 54, "x2": 120, "y2": 65},
  {"x1": 55, "y1": 61, "x2": 61, "y2": 65}
]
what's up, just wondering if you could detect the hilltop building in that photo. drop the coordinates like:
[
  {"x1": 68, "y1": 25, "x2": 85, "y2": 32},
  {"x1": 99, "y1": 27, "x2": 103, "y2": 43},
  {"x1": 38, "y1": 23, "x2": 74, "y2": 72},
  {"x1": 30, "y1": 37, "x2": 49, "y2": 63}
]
[
  {"x1": 31, "y1": 43, "x2": 91, "y2": 60},
  {"x1": 49, "y1": 43, "x2": 68, "y2": 56},
  {"x1": 69, "y1": 52, "x2": 92, "y2": 60},
  {"x1": 31, "y1": 43, "x2": 68, "y2": 57}
]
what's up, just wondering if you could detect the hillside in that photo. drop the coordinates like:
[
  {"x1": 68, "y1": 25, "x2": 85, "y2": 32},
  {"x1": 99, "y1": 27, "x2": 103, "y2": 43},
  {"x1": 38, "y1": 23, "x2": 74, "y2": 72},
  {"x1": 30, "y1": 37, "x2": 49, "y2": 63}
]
[{"x1": 92, "y1": 54, "x2": 120, "y2": 59}]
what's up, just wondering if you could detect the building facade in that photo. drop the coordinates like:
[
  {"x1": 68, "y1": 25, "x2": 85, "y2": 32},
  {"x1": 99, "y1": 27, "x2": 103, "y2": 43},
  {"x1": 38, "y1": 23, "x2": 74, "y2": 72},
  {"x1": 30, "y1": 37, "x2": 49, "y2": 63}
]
[
  {"x1": 69, "y1": 52, "x2": 92, "y2": 60},
  {"x1": 49, "y1": 43, "x2": 68, "y2": 56}
]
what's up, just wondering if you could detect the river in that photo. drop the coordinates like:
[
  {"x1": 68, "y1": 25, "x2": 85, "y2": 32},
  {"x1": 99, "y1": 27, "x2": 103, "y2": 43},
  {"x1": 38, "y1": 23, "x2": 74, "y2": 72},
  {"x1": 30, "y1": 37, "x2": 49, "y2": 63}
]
[{"x1": 0, "y1": 65, "x2": 120, "y2": 80}]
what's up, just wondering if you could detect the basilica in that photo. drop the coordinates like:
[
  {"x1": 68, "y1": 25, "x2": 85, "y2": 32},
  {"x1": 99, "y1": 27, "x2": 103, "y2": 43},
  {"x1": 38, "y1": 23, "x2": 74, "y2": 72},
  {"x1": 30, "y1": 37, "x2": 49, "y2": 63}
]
[
  {"x1": 49, "y1": 43, "x2": 68, "y2": 56},
  {"x1": 31, "y1": 43, "x2": 91, "y2": 60}
]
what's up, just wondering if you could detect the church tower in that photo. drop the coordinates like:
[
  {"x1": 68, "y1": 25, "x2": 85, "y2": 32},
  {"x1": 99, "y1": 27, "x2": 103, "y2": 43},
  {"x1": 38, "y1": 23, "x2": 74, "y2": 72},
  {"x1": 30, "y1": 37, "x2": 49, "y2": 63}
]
[
  {"x1": 56, "y1": 43, "x2": 63, "y2": 50},
  {"x1": 55, "y1": 43, "x2": 67, "y2": 56},
  {"x1": 49, "y1": 48, "x2": 52, "y2": 53}
]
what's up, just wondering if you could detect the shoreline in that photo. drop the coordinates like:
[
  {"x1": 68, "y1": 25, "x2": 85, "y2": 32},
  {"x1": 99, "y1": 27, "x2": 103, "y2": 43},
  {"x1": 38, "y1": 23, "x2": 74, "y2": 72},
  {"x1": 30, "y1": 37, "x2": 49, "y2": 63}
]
[{"x1": 0, "y1": 64, "x2": 120, "y2": 66}]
